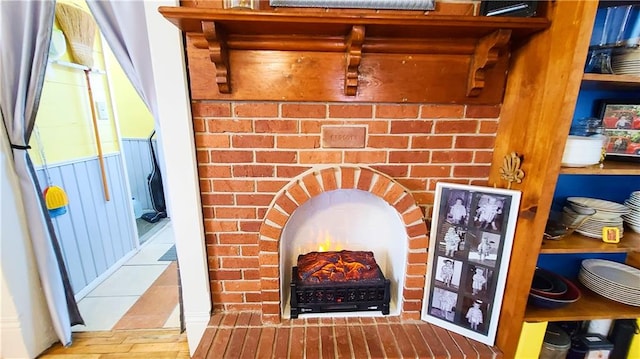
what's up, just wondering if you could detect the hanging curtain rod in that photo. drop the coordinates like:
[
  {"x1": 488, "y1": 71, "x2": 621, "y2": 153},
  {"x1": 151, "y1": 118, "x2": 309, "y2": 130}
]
[{"x1": 50, "y1": 59, "x2": 106, "y2": 74}]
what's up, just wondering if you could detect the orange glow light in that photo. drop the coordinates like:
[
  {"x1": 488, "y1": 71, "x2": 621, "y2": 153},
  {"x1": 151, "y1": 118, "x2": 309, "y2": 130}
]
[{"x1": 316, "y1": 230, "x2": 342, "y2": 252}]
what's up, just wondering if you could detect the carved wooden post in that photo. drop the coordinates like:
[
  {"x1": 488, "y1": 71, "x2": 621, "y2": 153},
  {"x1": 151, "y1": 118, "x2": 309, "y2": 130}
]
[
  {"x1": 202, "y1": 21, "x2": 231, "y2": 93},
  {"x1": 467, "y1": 29, "x2": 511, "y2": 97},
  {"x1": 344, "y1": 25, "x2": 365, "y2": 96}
]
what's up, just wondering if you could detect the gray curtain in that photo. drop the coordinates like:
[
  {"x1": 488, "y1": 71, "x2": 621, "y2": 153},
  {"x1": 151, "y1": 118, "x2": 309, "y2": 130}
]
[
  {"x1": 0, "y1": 0, "x2": 84, "y2": 346},
  {"x1": 86, "y1": 0, "x2": 159, "y2": 120}
]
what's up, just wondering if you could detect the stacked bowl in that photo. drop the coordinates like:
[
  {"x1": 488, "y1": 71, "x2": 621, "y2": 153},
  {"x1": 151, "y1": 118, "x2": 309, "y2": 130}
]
[
  {"x1": 529, "y1": 268, "x2": 581, "y2": 309},
  {"x1": 564, "y1": 197, "x2": 629, "y2": 238},
  {"x1": 623, "y1": 191, "x2": 640, "y2": 233},
  {"x1": 561, "y1": 136, "x2": 606, "y2": 167},
  {"x1": 579, "y1": 259, "x2": 640, "y2": 307}
]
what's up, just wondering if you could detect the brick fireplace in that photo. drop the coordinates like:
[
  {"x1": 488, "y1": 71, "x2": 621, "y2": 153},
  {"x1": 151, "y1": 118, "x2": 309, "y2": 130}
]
[{"x1": 192, "y1": 101, "x2": 500, "y2": 323}]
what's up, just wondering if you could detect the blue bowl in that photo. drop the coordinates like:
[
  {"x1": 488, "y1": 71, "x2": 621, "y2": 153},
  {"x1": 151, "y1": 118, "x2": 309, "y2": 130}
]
[
  {"x1": 528, "y1": 271, "x2": 581, "y2": 309},
  {"x1": 530, "y1": 268, "x2": 568, "y2": 298}
]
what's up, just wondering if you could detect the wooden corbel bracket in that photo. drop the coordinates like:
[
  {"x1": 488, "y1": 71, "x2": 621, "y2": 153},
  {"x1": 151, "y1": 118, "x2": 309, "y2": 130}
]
[
  {"x1": 202, "y1": 21, "x2": 231, "y2": 93},
  {"x1": 344, "y1": 25, "x2": 365, "y2": 96},
  {"x1": 467, "y1": 29, "x2": 511, "y2": 97}
]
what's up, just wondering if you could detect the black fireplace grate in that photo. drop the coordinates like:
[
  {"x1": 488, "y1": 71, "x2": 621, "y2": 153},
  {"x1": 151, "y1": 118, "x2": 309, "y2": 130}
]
[{"x1": 290, "y1": 267, "x2": 391, "y2": 318}]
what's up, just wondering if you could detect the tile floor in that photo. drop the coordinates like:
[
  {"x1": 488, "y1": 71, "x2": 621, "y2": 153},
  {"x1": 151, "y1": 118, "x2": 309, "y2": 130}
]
[{"x1": 72, "y1": 221, "x2": 180, "y2": 332}]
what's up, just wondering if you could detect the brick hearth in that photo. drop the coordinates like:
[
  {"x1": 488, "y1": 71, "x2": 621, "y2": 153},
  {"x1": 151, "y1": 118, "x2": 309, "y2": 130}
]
[
  {"x1": 193, "y1": 102, "x2": 500, "y2": 322},
  {"x1": 194, "y1": 312, "x2": 502, "y2": 358}
]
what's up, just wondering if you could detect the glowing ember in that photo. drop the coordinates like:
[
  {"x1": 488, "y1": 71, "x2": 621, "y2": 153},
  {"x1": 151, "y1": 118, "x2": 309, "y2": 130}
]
[{"x1": 296, "y1": 250, "x2": 381, "y2": 283}]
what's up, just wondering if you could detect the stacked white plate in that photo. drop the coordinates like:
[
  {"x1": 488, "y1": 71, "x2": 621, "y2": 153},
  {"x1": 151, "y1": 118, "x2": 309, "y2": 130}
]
[
  {"x1": 578, "y1": 259, "x2": 640, "y2": 307},
  {"x1": 623, "y1": 191, "x2": 640, "y2": 233},
  {"x1": 565, "y1": 197, "x2": 629, "y2": 238},
  {"x1": 612, "y1": 48, "x2": 640, "y2": 76}
]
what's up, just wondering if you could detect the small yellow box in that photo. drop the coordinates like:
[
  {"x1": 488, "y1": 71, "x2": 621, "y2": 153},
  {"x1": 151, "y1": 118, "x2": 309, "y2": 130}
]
[{"x1": 602, "y1": 226, "x2": 620, "y2": 243}]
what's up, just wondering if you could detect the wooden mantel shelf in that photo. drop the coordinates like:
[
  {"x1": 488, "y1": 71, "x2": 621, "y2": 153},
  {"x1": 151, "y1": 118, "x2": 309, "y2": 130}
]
[
  {"x1": 158, "y1": 7, "x2": 550, "y2": 37},
  {"x1": 159, "y1": 7, "x2": 550, "y2": 103}
]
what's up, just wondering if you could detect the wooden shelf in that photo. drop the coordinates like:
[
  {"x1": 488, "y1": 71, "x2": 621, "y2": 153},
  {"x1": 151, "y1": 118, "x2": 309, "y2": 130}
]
[
  {"x1": 540, "y1": 230, "x2": 640, "y2": 254},
  {"x1": 525, "y1": 283, "x2": 640, "y2": 322},
  {"x1": 559, "y1": 161, "x2": 640, "y2": 175},
  {"x1": 581, "y1": 73, "x2": 640, "y2": 91},
  {"x1": 159, "y1": 8, "x2": 550, "y2": 38},
  {"x1": 159, "y1": 7, "x2": 550, "y2": 103}
]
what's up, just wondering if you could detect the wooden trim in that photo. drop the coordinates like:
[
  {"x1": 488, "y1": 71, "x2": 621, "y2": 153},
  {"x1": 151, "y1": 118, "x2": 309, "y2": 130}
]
[
  {"x1": 581, "y1": 73, "x2": 640, "y2": 91},
  {"x1": 559, "y1": 161, "x2": 640, "y2": 175},
  {"x1": 487, "y1": 1, "x2": 599, "y2": 356},
  {"x1": 202, "y1": 21, "x2": 231, "y2": 93},
  {"x1": 524, "y1": 283, "x2": 640, "y2": 322},
  {"x1": 467, "y1": 29, "x2": 512, "y2": 97},
  {"x1": 539, "y1": 231, "x2": 640, "y2": 254},
  {"x1": 344, "y1": 25, "x2": 365, "y2": 96},
  {"x1": 159, "y1": 7, "x2": 549, "y2": 102},
  {"x1": 159, "y1": 7, "x2": 549, "y2": 36}
]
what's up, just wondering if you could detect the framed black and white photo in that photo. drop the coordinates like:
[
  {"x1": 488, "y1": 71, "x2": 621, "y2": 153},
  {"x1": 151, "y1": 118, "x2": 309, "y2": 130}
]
[
  {"x1": 436, "y1": 222, "x2": 468, "y2": 261},
  {"x1": 434, "y1": 256, "x2": 463, "y2": 290},
  {"x1": 422, "y1": 182, "x2": 521, "y2": 346},
  {"x1": 467, "y1": 231, "x2": 501, "y2": 268},
  {"x1": 444, "y1": 189, "x2": 472, "y2": 226},
  {"x1": 429, "y1": 287, "x2": 458, "y2": 322}
]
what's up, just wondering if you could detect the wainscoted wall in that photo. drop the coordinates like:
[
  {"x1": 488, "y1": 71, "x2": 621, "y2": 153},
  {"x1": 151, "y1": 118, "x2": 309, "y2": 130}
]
[
  {"x1": 121, "y1": 138, "x2": 155, "y2": 212},
  {"x1": 35, "y1": 154, "x2": 136, "y2": 297}
]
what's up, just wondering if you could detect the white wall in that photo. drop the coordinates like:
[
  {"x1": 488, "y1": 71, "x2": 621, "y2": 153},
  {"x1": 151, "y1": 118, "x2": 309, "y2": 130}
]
[
  {"x1": 144, "y1": 1, "x2": 211, "y2": 355},
  {"x1": 281, "y1": 189, "x2": 408, "y2": 318},
  {"x1": 0, "y1": 132, "x2": 57, "y2": 358}
]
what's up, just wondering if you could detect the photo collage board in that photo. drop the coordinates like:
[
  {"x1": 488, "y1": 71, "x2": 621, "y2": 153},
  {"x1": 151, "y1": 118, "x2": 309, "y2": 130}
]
[{"x1": 421, "y1": 182, "x2": 521, "y2": 345}]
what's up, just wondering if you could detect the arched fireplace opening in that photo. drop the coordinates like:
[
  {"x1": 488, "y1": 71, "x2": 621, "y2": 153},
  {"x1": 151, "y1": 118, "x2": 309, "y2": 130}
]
[
  {"x1": 280, "y1": 188, "x2": 408, "y2": 318},
  {"x1": 258, "y1": 166, "x2": 429, "y2": 323}
]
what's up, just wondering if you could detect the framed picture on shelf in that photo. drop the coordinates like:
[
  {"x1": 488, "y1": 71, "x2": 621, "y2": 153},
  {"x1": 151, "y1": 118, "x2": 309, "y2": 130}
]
[
  {"x1": 421, "y1": 182, "x2": 521, "y2": 346},
  {"x1": 599, "y1": 99, "x2": 640, "y2": 162}
]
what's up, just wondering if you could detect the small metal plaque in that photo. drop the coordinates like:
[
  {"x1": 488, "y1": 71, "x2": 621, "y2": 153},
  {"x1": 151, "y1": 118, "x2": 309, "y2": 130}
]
[{"x1": 322, "y1": 126, "x2": 366, "y2": 148}]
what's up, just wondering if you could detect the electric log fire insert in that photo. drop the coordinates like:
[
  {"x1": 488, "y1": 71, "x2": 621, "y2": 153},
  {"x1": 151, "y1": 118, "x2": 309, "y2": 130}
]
[{"x1": 290, "y1": 250, "x2": 391, "y2": 318}]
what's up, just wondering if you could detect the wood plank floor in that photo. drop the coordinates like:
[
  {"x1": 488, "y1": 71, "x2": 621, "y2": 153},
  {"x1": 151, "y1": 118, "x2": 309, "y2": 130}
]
[{"x1": 38, "y1": 329, "x2": 189, "y2": 358}]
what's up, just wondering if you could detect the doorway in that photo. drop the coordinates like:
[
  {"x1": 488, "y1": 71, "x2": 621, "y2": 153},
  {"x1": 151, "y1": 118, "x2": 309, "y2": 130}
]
[{"x1": 30, "y1": 0, "x2": 179, "y2": 332}]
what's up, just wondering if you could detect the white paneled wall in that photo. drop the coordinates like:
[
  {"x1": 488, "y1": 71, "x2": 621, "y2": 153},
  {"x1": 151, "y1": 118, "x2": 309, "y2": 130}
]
[
  {"x1": 35, "y1": 154, "x2": 136, "y2": 296},
  {"x1": 121, "y1": 138, "x2": 155, "y2": 212}
]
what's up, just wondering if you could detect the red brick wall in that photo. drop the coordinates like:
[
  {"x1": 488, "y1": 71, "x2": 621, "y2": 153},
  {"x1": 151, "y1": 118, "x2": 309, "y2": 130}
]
[{"x1": 192, "y1": 101, "x2": 501, "y2": 314}]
